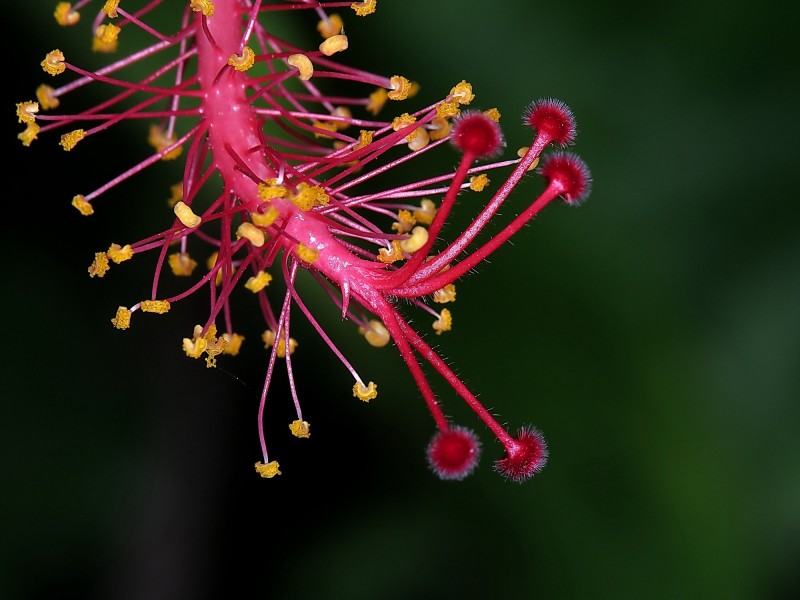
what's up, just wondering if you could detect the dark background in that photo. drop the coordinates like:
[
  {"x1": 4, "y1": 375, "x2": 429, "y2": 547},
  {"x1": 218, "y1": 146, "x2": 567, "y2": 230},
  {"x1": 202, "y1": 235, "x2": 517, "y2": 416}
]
[{"x1": 3, "y1": 1, "x2": 799, "y2": 598}]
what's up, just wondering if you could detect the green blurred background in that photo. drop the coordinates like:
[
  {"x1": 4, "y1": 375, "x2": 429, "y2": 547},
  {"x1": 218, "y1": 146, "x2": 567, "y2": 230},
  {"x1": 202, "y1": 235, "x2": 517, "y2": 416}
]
[{"x1": 3, "y1": 1, "x2": 799, "y2": 598}]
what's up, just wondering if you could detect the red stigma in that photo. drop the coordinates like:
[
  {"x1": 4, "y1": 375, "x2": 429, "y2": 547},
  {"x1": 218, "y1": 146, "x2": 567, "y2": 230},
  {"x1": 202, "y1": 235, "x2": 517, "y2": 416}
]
[
  {"x1": 494, "y1": 426, "x2": 548, "y2": 482},
  {"x1": 524, "y1": 98, "x2": 577, "y2": 147},
  {"x1": 539, "y1": 151, "x2": 592, "y2": 204},
  {"x1": 427, "y1": 426, "x2": 482, "y2": 480},
  {"x1": 451, "y1": 111, "x2": 505, "y2": 158}
]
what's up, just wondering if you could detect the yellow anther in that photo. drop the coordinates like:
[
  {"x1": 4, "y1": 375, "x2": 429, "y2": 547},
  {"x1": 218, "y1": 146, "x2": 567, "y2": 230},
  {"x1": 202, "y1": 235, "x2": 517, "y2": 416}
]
[
  {"x1": 351, "y1": 0, "x2": 377, "y2": 17},
  {"x1": 319, "y1": 34, "x2": 348, "y2": 57},
  {"x1": 140, "y1": 300, "x2": 171, "y2": 314},
  {"x1": 517, "y1": 147, "x2": 540, "y2": 171},
  {"x1": 388, "y1": 75, "x2": 411, "y2": 101},
  {"x1": 183, "y1": 324, "x2": 216, "y2": 358},
  {"x1": 251, "y1": 205, "x2": 280, "y2": 228},
  {"x1": 433, "y1": 283, "x2": 456, "y2": 304},
  {"x1": 428, "y1": 117, "x2": 451, "y2": 141},
  {"x1": 245, "y1": 271, "x2": 273, "y2": 293},
  {"x1": 391, "y1": 113, "x2": 416, "y2": 132},
  {"x1": 167, "y1": 182, "x2": 183, "y2": 207},
  {"x1": 400, "y1": 226, "x2": 429, "y2": 254},
  {"x1": 88, "y1": 252, "x2": 110, "y2": 278},
  {"x1": 174, "y1": 201, "x2": 202, "y2": 228},
  {"x1": 296, "y1": 243, "x2": 319, "y2": 264},
  {"x1": 206, "y1": 251, "x2": 219, "y2": 271},
  {"x1": 204, "y1": 333, "x2": 228, "y2": 367},
  {"x1": 317, "y1": 13, "x2": 343, "y2": 38},
  {"x1": 312, "y1": 120, "x2": 337, "y2": 139},
  {"x1": 469, "y1": 174, "x2": 490, "y2": 192},
  {"x1": 287, "y1": 54, "x2": 313, "y2": 81},
  {"x1": 42, "y1": 50, "x2": 66, "y2": 76},
  {"x1": 366, "y1": 88, "x2": 388, "y2": 115},
  {"x1": 111, "y1": 306, "x2": 131, "y2": 330},
  {"x1": 222, "y1": 332, "x2": 245, "y2": 356},
  {"x1": 407, "y1": 127, "x2": 430, "y2": 151},
  {"x1": 71, "y1": 195, "x2": 94, "y2": 216},
  {"x1": 360, "y1": 320, "x2": 390, "y2": 348},
  {"x1": 257, "y1": 179, "x2": 288, "y2": 201},
  {"x1": 18, "y1": 123, "x2": 40, "y2": 147},
  {"x1": 36, "y1": 85, "x2": 60, "y2": 110},
  {"x1": 103, "y1": 0, "x2": 120, "y2": 18},
  {"x1": 107, "y1": 243, "x2": 133, "y2": 263},
  {"x1": 391, "y1": 209, "x2": 416, "y2": 234},
  {"x1": 16, "y1": 101, "x2": 38, "y2": 125},
  {"x1": 450, "y1": 80, "x2": 475, "y2": 105},
  {"x1": 289, "y1": 419, "x2": 311, "y2": 438},
  {"x1": 228, "y1": 46, "x2": 255, "y2": 71},
  {"x1": 262, "y1": 330, "x2": 298, "y2": 358},
  {"x1": 236, "y1": 222, "x2": 266, "y2": 247},
  {"x1": 255, "y1": 461, "x2": 281, "y2": 478},
  {"x1": 353, "y1": 381, "x2": 378, "y2": 402},
  {"x1": 54, "y1": 3, "x2": 80, "y2": 26},
  {"x1": 190, "y1": 0, "x2": 215, "y2": 17},
  {"x1": 291, "y1": 183, "x2": 329, "y2": 211},
  {"x1": 377, "y1": 240, "x2": 403, "y2": 264},
  {"x1": 433, "y1": 309, "x2": 452, "y2": 335},
  {"x1": 331, "y1": 106, "x2": 352, "y2": 130},
  {"x1": 436, "y1": 100, "x2": 460, "y2": 119},
  {"x1": 148, "y1": 124, "x2": 183, "y2": 160},
  {"x1": 93, "y1": 24, "x2": 121, "y2": 53},
  {"x1": 353, "y1": 130, "x2": 374, "y2": 151},
  {"x1": 484, "y1": 107, "x2": 501, "y2": 122},
  {"x1": 168, "y1": 252, "x2": 197, "y2": 276},
  {"x1": 60, "y1": 129, "x2": 86, "y2": 151},
  {"x1": 413, "y1": 199, "x2": 436, "y2": 225}
]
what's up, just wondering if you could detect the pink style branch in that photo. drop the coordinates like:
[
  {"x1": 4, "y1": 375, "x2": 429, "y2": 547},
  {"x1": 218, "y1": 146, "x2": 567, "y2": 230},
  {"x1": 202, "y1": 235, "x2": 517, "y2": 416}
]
[{"x1": 16, "y1": 0, "x2": 592, "y2": 482}]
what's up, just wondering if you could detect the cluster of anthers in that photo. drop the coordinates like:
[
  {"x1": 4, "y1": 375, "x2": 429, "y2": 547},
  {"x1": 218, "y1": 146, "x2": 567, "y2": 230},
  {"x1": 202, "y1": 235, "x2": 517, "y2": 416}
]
[{"x1": 17, "y1": 0, "x2": 591, "y2": 482}]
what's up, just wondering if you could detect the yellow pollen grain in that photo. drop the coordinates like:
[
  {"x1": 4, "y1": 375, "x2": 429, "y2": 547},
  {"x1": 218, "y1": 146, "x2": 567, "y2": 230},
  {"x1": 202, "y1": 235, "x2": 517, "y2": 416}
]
[
  {"x1": 287, "y1": 54, "x2": 313, "y2": 81},
  {"x1": 190, "y1": 0, "x2": 215, "y2": 17},
  {"x1": 174, "y1": 201, "x2": 201, "y2": 228},
  {"x1": 228, "y1": 46, "x2": 255, "y2": 71},
  {"x1": 42, "y1": 50, "x2": 66, "y2": 76},
  {"x1": 106, "y1": 243, "x2": 133, "y2": 263},
  {"x1": 391, "y1": 210, "x2": 416, "y2": 234},
  {"x1": 400, "y1": 226, "x2": 429, "y2": 254},
  {"x1": 245, "y1": 271, "x2": 273, "y2": 293},
  {"x1": 60, "y1": 129, "x2": 86, "y2": 151},
  {"x1": 111, "y1": 306, "x2": 131, "y2": 330},
  {"x1": 88, "y1": 252, "x2": 110, "y2": 278},
  {"x1": 469, "y1": 174, "x2": 490, "y2": 192},
  {"x1": 388, "y1": 76, "x2": 411, "y2": 101},
  {"x1": 317, "y1": 14, "x2": 343, "y2": 38},
  {"x1": 54, "y1": 3, "x2": 80, "y2": 26},
  {"x1": 71, "y1": 195, "x2": 94, "y2": 216},
  {"x1": 377, "y1": 240, "x2": 403, "y2": 264},
  {"x1": 255, "y1": 461, "x2": 281, "y2": 478},
  {"x1": 289, "y1": 420, "x2": 311, "y2": 439},
  {"x1": 433, "y1": 309, "x2": 453, "y2": 335},
  {"x1": 257, "y1": 179, "x2": 288, "y2": 201},
  {"x1": 103, "y1": 0, "x2": 120, "y2": 18},
  {"x1": 222, "y1": 333, "x2": 245, "y2": 356},
  {"x1": 361, "y1": 320, "x2": 390, "y2": 347},
  {"x1": 168, "y1": 252, "x2": 197, "y2": 276},
  {"x1": 236, "y1": 222, "x2": 266, "y2": 247},
  {"x1": 36, "y1": 85, "x2": 60, "y2": 110},
  {"x1": 140, "y1": 300, "x2": 171, "y2": 314},
  {"x1": 351, "y1": 0, "x2": 377, "y2": 16},
  {"x1": 353, "y1": 381, "x2": 378, "y2": 402},
  {"x1": 262, "y1": 330, "x2": 298, "y2": 358},
  {"x1": 319, "y1": 34, "x2": 348, "y2": 56},
  {"x1": 484, "y1": 107, "x2": 501, "y2": 122},
  {"x1": 354, "y1": 129, "x2": 374, "y2": 150},
  {"x1": 436, "y1": 100, "x2": 460, "y2": 119},
  {"x1": 148, "y1": 124, "x2": 183, "y2": 160}
]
